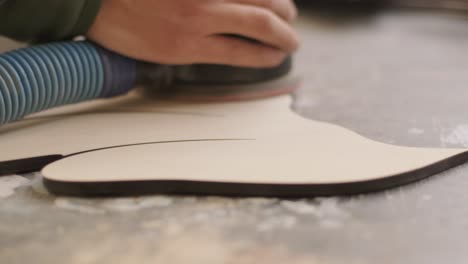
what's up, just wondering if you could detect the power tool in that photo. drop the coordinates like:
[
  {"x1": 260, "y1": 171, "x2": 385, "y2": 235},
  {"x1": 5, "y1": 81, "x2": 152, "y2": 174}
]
[{"x1": 0, "y1": 41, "x2": 298, "y2": 126}]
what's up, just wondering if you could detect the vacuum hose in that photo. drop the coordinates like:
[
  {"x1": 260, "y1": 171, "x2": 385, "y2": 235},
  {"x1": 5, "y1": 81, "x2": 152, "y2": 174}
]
[{"x1": 0, "y1": 41, "x2": 137, "y2": 125}]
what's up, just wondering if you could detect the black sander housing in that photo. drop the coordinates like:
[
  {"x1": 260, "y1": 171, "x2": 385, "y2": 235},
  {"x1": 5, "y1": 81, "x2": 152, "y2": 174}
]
[{"x1": 138, "y1": 56, "x2": 300, "y2": 101}]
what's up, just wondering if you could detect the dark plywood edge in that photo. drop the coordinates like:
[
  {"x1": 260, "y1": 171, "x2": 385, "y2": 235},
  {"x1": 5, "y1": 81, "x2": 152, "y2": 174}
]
[{"x1": 42, "y1": 150, "x2": 468, "y2": 197}]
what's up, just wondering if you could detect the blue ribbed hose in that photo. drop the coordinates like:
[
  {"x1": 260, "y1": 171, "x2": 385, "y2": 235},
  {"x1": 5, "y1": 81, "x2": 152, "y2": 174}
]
[{"x1": 0, "y1": 41, "x2": 137, "y2": 125}]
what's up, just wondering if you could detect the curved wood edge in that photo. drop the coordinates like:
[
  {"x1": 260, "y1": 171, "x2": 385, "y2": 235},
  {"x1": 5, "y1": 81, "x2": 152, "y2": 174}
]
[{"x1": 42, "y1": 150, "x2": 468, "y2": 197}]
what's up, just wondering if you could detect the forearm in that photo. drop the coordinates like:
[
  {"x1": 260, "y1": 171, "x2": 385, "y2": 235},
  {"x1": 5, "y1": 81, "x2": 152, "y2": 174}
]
[{"x1": 0, "y1": 0, "x2": 102, "y2": 43}]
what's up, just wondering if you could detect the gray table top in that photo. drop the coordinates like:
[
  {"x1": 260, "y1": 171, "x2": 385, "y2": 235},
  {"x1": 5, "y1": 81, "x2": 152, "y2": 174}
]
[{"x1": 2, "y1": 8, "x2": 468, "y2": 264}]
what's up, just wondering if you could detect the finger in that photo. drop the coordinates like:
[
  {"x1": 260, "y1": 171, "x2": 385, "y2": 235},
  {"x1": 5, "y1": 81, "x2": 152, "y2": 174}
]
[
  {"x1": 209, "y1": 3, "x2": 299, "y2": 52},
  {"x1": 193, "y1": 35, "x2": 288, "y2": 67},
  {"x1": 230, "y1": 0, "x2": 298, "y2": 22}
]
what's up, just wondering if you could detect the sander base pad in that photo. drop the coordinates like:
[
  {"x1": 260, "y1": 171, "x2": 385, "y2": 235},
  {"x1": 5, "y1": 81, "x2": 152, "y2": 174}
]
[{"x1": 146, "y1": 74, "x2": 301, "y2": 102}]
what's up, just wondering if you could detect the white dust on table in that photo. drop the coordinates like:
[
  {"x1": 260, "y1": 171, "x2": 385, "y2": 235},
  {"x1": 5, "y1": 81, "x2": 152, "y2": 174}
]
[
  {"x1": 53, "y1": 195, "x2": 349, "y2": 233},
  {"x1": 0, "y1": 175, "x2": 30, "y2": 198},
  {"x1": 281, "y1": 200, "x2": 319, "y2": 215},
  {"x1": 54, "y1": 196, "x2": 174, "y2": 214},
  {"x1": 257, "y1": 215, "x2": 298, "y2": 232},
  {"x1": 280, "y1": 198, "x2": 350, "y2": 230},
  {"x1": 100, "y1": 196, "x2": 173, "y2": 212},
  {"x1": 440, "y1": 124, "x2": 468, "y2": 147},
  {"x1": 54, "y1": 198, "x2": 107, "y2": 214},
  {"x1": 29, "y1": 173, "x2": 50, "y2": 195}
]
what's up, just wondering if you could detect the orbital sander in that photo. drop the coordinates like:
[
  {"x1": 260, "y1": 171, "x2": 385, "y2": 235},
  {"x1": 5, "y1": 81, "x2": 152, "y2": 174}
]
[{"x1": 0, "y1": 40, "x2": 298, "y2": 126}]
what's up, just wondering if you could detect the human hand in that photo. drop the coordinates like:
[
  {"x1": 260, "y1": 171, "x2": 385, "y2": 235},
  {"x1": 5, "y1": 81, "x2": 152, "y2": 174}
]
[{"x1": 87, "y1": 0, "x2": 299, "y2": 68}]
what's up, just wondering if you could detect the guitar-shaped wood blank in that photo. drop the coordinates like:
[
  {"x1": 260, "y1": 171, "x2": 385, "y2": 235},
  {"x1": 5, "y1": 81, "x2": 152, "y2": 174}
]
[{"x1": 1, "y1": 92, "x2": 466, "y2": 196}]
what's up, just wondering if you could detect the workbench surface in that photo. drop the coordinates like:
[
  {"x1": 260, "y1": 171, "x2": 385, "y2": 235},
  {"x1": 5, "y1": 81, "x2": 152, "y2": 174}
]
[{"x1": 2, "y1": 8, "x2": 468, "y2": 264}]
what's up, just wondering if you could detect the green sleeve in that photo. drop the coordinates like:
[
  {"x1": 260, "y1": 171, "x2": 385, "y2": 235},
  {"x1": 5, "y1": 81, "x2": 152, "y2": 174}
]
[{"x1": 0, "y1": 0, "x2": 102, "y2": 43}]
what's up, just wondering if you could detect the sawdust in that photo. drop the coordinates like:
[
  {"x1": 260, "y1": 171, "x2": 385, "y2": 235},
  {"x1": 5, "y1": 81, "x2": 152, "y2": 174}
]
[{"x1": 0, "y1": 175, "x2": 30, "y2": 198}]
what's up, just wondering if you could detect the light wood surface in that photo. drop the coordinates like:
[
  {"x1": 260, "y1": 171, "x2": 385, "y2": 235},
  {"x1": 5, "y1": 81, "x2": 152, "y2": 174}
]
[{"x1": 0, "y1": 91, "x2": 460, "y2": 185}]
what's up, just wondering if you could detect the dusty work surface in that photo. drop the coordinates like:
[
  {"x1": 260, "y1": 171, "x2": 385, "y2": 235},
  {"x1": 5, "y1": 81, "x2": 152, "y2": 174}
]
[{"x1": 2, "y1": 8, "x2": 468, "y2": 264}]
